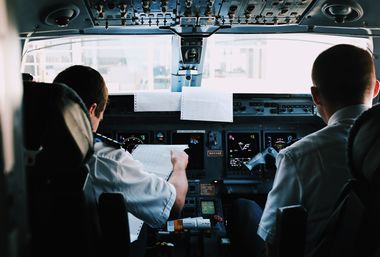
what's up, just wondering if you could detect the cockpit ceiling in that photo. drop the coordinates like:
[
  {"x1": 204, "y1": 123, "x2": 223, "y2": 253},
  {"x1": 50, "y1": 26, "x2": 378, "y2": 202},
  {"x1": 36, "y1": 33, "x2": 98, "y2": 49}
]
[
  {"x1": 86, "y1": 0, "x2": 315, "y2": 27},
  {"x1": 16, "y1": 0, "x2": 380, "y2": 36}
]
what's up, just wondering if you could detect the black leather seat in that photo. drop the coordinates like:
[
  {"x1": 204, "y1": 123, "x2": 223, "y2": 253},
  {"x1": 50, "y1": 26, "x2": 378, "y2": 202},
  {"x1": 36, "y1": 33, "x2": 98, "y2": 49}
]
[
  {"x1": 98, "y1": 192, "x2": 131, "y2": 257},
  {"x1": 23, "y1": 81, "x2": 98, "y2": 257},
  {"x1": 275, "y1": 205, "x2": 307, "y2": 257},
  {"x1": 310, "y1": 104, "x2": 380, "y2": 257},
  {"x1": 345, "y1": 103, "x2": 380, "y2": 257}
]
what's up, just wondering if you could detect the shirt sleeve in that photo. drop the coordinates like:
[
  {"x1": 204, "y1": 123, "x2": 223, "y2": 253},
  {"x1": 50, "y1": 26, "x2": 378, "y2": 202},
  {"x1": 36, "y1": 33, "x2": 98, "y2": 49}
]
[
  {"x1": 89, "y1": 142, "x2": 176, "y2": 228},
  {"x1": 257, "y1": 150, "x2": 302, "y2": 243}
]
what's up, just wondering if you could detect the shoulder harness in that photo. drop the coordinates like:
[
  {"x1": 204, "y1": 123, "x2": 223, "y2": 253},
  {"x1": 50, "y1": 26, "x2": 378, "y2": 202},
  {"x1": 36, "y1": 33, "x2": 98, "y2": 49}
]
[{"x1": 94, "y1": 132, "x2": 123, "y2": 149}]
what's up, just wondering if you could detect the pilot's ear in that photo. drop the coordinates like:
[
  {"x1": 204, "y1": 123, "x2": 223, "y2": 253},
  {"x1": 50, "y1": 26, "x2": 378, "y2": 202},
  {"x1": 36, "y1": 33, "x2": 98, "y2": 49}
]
[
  {"x1": 373, "y1": 79, "x2": 380, "y2": 98},
  {"x1": 88, "y1": 103, "x2": 98, "y2": 116},
  {"x1": 310, "y1": 86, "x2": 322, "y2": 105}
]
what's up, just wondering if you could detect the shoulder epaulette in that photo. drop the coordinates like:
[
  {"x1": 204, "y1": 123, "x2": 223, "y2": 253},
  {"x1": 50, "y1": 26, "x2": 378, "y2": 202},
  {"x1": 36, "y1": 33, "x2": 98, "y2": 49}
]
[{"x1": 94, "y1": 133, "x2": 123, "y2": 149}]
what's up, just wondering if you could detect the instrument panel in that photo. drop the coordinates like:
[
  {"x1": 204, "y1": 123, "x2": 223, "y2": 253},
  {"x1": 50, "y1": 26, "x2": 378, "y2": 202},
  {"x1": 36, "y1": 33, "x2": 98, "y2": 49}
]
[
  {"x1": 109, "y1": 129, "x2": 300, "y2": 179},
  {"x1": 99, "y1": 93, "x2": 324, "y2": 221},
  {"x1": 85, "y1": 0, "x2": 317, "y2": 27},
  {"x1": 101, "y1": 94, "x2": 321, "y2": 178}
]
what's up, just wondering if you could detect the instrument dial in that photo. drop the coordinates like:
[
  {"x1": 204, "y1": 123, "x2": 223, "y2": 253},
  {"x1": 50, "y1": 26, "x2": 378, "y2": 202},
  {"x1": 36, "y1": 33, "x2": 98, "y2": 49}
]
[
  {"x1": 123, "y1": 136, "x2": 144, "y2": 153},
  {"x1": 118, "y1": 133, "x2": 148, "y2": 153}
]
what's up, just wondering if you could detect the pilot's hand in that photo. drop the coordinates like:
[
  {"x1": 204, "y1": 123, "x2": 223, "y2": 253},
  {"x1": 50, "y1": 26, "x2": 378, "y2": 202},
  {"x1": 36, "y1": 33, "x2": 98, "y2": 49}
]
[{"x1": 171, "y1": 150, "x2": 189, "y2": 172}]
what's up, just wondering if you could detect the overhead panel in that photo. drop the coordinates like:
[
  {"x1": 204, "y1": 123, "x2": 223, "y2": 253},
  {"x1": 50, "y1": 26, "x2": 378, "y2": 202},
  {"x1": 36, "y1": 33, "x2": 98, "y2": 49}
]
[{"x1": 85, "y1": 0, "x2": 316, "y2": 28}]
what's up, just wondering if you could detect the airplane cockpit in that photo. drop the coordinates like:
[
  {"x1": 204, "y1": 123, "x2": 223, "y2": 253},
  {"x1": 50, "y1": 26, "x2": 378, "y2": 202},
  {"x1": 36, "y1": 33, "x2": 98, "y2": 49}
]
[{"x1": 1, "y1": 0, "x2": 380, "y2": 257}]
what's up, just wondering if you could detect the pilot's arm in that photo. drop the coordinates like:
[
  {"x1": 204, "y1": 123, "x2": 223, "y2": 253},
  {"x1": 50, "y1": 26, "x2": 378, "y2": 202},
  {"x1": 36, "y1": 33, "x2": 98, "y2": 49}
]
[
  {"x1": 168, "y1": 150, "x2": 189, "y2": 218},
  {"x1": 257, "y1": 150, "x2": 302, "y2": 254},
  {"x1": 90, "y1": 137, "x2": 180, "y2": 228}
]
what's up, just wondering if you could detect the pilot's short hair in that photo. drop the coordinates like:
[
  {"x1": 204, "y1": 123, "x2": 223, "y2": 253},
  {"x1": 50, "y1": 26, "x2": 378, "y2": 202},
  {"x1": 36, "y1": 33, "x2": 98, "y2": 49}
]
[
  {"x1": 53, "y1": 65, "x2": 108, "y2": 117},
  {"x1": 22, "y1": 73, "x2": 34, "y2": 81},
  {"x1": 311, "y1": 44, "x2": 375, "y2": 105}
]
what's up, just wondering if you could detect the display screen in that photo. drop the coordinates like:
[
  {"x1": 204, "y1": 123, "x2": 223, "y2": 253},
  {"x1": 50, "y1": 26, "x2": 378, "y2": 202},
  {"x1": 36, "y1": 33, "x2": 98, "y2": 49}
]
[
  {"x1": 172, "y1": 132, "x2": 204, "y2": 170},
  {"x1": 117, "y1": 132, "x2": 150, "y2": 153},
  {"x1": 226, "y1": 132, "x2": 260, "y2": 170},
  {"x1": 264, "y1": 132, "x2": 297, "y2": 170},
  {"x1": 264, "y1": 132, "x2": 297, "y2": 152},
  {"x1": 201, "y1": 200, "x2": 215, "y2": 215}
]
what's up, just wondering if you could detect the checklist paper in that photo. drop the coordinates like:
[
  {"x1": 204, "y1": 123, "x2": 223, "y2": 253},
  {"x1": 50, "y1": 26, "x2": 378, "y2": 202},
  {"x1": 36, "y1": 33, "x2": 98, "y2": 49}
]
[
  {"x1": 134, "y1": 92, "x2": 181, "y2": 112},
  {"x1": 180, "y1": 87, "x2": 233, "y2": 123}
]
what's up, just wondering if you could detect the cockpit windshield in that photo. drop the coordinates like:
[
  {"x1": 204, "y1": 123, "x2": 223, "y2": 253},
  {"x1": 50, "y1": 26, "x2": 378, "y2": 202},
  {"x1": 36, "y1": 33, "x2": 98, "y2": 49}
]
[{"x1": 21, "y1": 33, "x2": 371, "y2": 94}]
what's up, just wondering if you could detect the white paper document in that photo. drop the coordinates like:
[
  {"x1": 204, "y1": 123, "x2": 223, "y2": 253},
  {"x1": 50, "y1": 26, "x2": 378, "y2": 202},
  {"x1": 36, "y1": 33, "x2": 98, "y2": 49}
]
[
  {"x1": 134, "y1": 92, "x2": 181, "y2": 112},
  {"x1": 180, "y1": 87, "x2": 233, "y2": 122},
  {"x1": 128, "y1": 144, "x2": 188, "y2": 242},
  {"x1": 128, "y1": 212, "x2": 144, "y2": 243},
  {"x1": 132, "y1": 144, "x2": 188, "y2": 179}
]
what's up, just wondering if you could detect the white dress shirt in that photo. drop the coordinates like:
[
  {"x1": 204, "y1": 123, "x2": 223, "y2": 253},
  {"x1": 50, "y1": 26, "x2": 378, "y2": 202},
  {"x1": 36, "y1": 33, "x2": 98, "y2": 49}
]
[
  {"x1": 87, "y1": 141, "x2": 176, "y2": 228},
  {"x1": 257, "y1": 104, "x2": 369, "y2": 257}
]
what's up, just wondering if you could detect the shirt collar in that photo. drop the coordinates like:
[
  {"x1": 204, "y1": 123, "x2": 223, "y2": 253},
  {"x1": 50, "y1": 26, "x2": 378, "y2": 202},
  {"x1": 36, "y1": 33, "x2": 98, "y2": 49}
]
[{"x1": 328, "y1": 104, "x2": 370, "y2": 126}]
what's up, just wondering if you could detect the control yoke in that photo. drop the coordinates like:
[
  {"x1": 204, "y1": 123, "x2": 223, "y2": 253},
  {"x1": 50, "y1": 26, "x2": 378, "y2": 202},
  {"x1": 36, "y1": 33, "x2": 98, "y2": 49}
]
[{"x1": 244, "y1": 147, "x2": 279, "y2": 172}]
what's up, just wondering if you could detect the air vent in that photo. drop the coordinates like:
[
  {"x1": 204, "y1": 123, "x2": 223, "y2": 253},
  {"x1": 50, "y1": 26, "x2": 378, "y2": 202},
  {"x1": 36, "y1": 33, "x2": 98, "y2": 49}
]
[
  {"x1": 321, "y1": 0, "x2": 363, "y2": 23},
  {"x1": 43, "y1": 4, "x2": 80, "y2": 27}
]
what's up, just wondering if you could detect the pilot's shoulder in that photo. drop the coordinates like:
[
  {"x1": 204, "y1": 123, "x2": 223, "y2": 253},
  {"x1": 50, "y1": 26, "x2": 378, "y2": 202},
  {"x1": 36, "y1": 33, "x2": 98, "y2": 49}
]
[{"x1": 94, "y1": 133, "x2": 123, "y2": 149}]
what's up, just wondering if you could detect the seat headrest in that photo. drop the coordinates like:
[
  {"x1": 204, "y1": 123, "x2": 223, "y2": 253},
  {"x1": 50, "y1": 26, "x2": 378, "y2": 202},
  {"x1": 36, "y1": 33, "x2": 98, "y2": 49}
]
[
  {"x1": 348, "y1": 104, "x2": 380, "y2": 181},
  {"x1": 23, "y1": 81, "x2": 94, "y2": 169}
]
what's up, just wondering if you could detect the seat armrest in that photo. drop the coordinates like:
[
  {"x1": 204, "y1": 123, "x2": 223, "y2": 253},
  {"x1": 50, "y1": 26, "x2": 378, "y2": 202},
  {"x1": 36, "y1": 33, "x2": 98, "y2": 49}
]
[
  {"x1": 98, "y1": 192, "x2": 131, "y2": 257},
  {"x1": 275, "y1": 205, "x2": 307, "y2": 257}
]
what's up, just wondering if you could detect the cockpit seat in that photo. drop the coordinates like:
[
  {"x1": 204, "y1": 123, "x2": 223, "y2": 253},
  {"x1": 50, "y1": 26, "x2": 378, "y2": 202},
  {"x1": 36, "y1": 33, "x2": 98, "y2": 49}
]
[
  {"x1": 275, "y1": 205, "x2": 307, "y2": 257},
  {"x1": 346, "y1": 103, "x2": 380, "y2": 257},
  {"x1": 98, "y1": 192, "x2": 131, "y2": 257},
  {"x1": 311, "y1": 103, "x2": 380, "y2": 257},
  {"x1": 23, "y1": 81, "x2": 96, "y2": 257},
  {"x1": 23, "y1": 81, "x2": 93, "y2": 167}
]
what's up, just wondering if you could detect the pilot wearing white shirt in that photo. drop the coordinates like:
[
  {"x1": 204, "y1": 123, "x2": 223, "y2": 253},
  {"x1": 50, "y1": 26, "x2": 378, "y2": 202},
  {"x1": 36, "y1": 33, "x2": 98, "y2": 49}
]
[
  {"x1": 53, "y1": 65, "x2": 189, "y2": 228},
  {"x1": 90, "y1": 134, "x2": 177, "y2": 227},
  {"x1": 258, "y1": 104, "x2": 371, "y2": 256},
  {"x1": 259, "y1": 45, "x2": 380, "y2": 257},
  {"x1": 229, "y1": 45, "x2": 379, "y2": 257}
]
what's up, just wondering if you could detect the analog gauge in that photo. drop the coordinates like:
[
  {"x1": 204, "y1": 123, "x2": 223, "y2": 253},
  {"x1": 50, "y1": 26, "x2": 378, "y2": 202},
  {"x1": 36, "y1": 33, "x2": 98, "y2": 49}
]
[
  {"x1": 123, "y1": 136, "x2": 144, "y2": 153},
  {"x1": 156, "y1": 131, "x2": 166, "y2": 143},
  {"x1": 118, "y1": 132, "x2": 149, "y2": 152}
]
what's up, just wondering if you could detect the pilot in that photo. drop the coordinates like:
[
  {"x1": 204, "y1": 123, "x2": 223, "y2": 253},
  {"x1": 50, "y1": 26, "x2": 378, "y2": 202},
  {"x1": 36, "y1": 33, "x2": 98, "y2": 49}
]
[
  {"x1": 229, "y1": 44, "x2": 380, "y2": 257},
  {"x1": 53, "y1": 65, "x2": 189, "y2": 255}
]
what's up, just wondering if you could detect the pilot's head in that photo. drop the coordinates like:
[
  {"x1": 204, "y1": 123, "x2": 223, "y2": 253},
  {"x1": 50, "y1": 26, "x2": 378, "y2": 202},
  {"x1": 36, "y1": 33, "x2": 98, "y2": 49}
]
[
  {"x1": 53, "y1": 65, "x2": 108, "y2": 132},
  {"x1": 311, "y1": 44, "x2": 379, "y2": 123}
]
